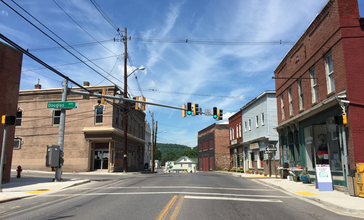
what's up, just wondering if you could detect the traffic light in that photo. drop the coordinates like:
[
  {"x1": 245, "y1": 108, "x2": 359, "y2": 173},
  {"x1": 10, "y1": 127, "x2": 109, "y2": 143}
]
[
  {"x1": 193, "y1": 103, "x2": 199, "y2": 116},
  {"x1": 187, "y1": 102, "x2": 192, "y2": 115},
  {"x1": 98, "y1": 89, "x2": 106, "y2": 104},
  {"x1": 1, "y1": 115, "x2": 15, "y2": 125},
  {"x1": 182, "y1": 104, "x2": 186, "y2": 117},
  {"x1": 135, "y1": 96, "x2": 140, "y2": 110},
  {"x1": 334, "y1": 114, "x2": 347, "y2": 125},
  {"x1": 218, "y1": 109, "x2": 223, "y2": 120},
  {"x1": 141, "y1": 97, "x2": 146, "y2": 110},
  {"x1": 213, "y1": 107, "x2": 217, "y2": 119}
]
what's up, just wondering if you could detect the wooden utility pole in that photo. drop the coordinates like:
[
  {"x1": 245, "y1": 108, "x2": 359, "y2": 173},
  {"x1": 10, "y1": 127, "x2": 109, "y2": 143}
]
[
  {"x1": 151, "y1": 113, "x2": 154, "y2": 172},
  {"x1": 123, "y1": 28, "x2": 128, "y2": 173},
  {"x1": 154, "y1": 121, "x2": 158, "y2": 171},
  {"x1": 273, "y1": 151, "x2": 277, "y2": 178}
]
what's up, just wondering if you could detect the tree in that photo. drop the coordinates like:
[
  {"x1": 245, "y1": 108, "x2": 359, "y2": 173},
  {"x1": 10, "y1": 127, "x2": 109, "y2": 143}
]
[
  {"x1": 179, "y1": 148, "x2": 198, "y2": 158},
  {"x1": 155, "y1": 148, "x2": 162, "y2": 161},
  {"x1": 161, "y1": 151, "x2": 178, "y2": 165}
]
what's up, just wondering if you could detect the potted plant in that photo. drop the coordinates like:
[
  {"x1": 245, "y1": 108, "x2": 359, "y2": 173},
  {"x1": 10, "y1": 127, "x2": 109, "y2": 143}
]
[
  {"x1": 239, "y1": 167, "x2": 244, "y2": 173},
  {"x1": 259, "y1": 171, "x2": 263, "y2": 175},
  {"x1": 255, "y1": 171, "x2": 258, "y2": 175},
  {"x1": 245, "y1": 170, "x2": 249, "y2": 174},
  {"x1": 300, "y1": 167, "x2": 311, "y2": 183},
  {"x1": 264, "y1": 172, "x2": 267, "y2": 177},
  {"x1": 232, "y1": 167, "x2": 237, "y2": 172}
]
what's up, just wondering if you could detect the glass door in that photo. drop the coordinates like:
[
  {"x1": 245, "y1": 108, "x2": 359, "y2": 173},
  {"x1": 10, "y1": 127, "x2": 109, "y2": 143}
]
[{"x1": 94, "y1": 150, "x2": 109, "y2": 170}]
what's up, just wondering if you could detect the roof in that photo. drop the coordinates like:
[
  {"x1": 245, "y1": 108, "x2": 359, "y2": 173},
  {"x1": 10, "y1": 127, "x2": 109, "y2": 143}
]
[
  {"x1": 240, "y1": 91, "x2": 276, "y2": 111},
  {"x1": 174, "y1": 156, "x2": 198, "y2": 164}
]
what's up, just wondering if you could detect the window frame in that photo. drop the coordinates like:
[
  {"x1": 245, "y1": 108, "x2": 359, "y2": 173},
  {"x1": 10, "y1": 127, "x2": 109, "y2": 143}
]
[
  {"x1": 53, "y1": 110, "x2": 61, "y2": 125},
  {"x1": 281, "y1": 94, "x2": 285, "y2": 120},
  {"x1": 310, "y1": 67, "x2": 318, "y2": 103},
  {"x1": 298, "y1": 78, "x2": 304, "y2": 110},
  {"x1": 16, "y1": 110, "x2": 22, "y2": 126},
  {"x1": 248, "y1": 119, "x2": 251, "y2": 131},
  {"x1": 13, "y1": 138, "x2": 21, "y2": 149},
  {"x1": 244, "y1": 121, "x2": 247, "y2": 133},
  {"x1": 239, "y1": 123, "x2": 242, "y2": 138},
  {"x1": 255, "y1": 115, "x2": 259, "y2": 128},
  {"x1": 261, "y1": 113, "x2": 265, "y2": 126},
  {"x1": 288, "y1": 87, "x2": 293, "y2": 116},
  {"x1": 95, "y1": 106, "x2": 104, "y2": 124},
  {"x1": 325, "y1": 52, "x2": 335, "y2": 93}
]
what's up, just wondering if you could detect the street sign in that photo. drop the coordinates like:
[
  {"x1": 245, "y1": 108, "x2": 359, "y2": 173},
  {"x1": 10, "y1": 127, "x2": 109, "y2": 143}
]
[
  {"x1": 205, "y1": 109, "x2": 212, "y2": 116},
  {"x1": 266, "y1": 144, "x2": 277, "y2": 151},
  {"x1": 265, "y1": 150, "x2": 273, "y2": 154},
  {"x1": 47, "y1": 102, "x2": 77, "y2": 109}
]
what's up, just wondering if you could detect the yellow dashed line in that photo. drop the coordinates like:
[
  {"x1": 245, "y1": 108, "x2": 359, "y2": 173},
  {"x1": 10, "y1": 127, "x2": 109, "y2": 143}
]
[
  {"x1": 11, "y1": 206, "x2": 19, "y2": 209},
  {"x1": 296, "y1": 192, "x2": 318, "y2": 196}
]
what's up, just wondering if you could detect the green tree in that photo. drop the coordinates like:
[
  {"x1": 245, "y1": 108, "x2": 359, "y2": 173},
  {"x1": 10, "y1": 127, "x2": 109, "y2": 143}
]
[
  {"x1": 179, "y1": 147, "x2": 198, "y2": 158},
  {"x1": 161, "y1": 151, "x2": 178, "y2": 165},
  {"x1": 155, "y1": 148, "x2": 162, "y2": 161}
]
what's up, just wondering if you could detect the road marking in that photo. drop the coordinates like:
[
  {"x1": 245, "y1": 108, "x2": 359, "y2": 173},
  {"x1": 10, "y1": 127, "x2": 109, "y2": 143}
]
[
  {"x1": 76, "y1": 186, "x2": 274, "y2": 191},
  {"x1": 156, "y1": 195, "x2": 178, "y2": 220},
  {"x1": 185, "y1": 196, "x2": 282, "y2": 203},
  {"x1": 10, "y1": 206, "x2": 19, "y2": 209},
  {"x1": 296, "y1": 192, "x2": 318, "y2": 196},
  {"x1": 170, "y1": 196, "x2": 184, "y2": 220},
  {"x1": 40, "y1": 191, "x2": 291, "y2": 198},
  {"x1": 26, "y1": 189, "x2": 50, "y2": 194}
]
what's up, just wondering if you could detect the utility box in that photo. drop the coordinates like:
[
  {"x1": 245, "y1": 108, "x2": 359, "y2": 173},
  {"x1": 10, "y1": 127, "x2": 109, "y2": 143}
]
[
  {"x1": 356, "y1": 163, "x2": 364, "y2": 198},
  {"x1": 46, "y1": 145, "x2": 62, "y2": 167}
]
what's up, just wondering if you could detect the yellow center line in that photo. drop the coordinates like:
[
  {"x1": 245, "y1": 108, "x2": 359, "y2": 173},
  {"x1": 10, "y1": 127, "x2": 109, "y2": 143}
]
[
  {"x1": 170, "y1": 196, "x2": 184, "y2": 220},
  {"x1": 156, "y1": 195, "x2": 178, "y2": 220},
  {"x1": 11, "y1": 206, "x2": 19, "y2": 209}
]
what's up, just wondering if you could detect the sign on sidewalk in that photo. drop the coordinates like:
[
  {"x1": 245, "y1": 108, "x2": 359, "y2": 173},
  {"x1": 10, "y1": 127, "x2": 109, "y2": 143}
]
[{"x1": 315, "y1": 164, "x2": 333, "y2": 191}]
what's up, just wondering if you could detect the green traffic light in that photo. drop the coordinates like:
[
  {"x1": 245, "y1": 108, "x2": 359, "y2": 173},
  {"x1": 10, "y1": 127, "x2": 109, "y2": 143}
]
[
  {"x1": 187, "y1": 111, "x2": 192, "y2": 115},
  {"x1": 213, "y1": 115, "x2": 217, "y2": 119}
]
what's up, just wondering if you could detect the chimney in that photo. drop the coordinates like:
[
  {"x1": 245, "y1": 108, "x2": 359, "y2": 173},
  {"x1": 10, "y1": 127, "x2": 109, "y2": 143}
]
[
  {"x1": 83, "y1": 81, "x2": 90, "y2": 86},
  {"x1": 35, "y1": 84, "x2": 41, "y2": 89}
]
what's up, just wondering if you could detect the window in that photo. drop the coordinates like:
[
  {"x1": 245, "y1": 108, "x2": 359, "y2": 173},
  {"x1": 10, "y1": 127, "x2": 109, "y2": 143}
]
[
  {"x1": 115, "y1": 108, "x2": 119, "y2": 126},
  {"x1": 280, "y1": 94, "x2": 285, "y2": 120},
  {"x1": 255, "y1": 115, "x2": 259, "y2": 127},
  {"x1": 53, "y1": 110, "x2": 61, "y2": 125},
  {"x1": 298, "y1": 79, "x2": 304, "y2": 110},
  {"x1": 244, "y1": 122, "x2": 247, "y2": 132},
  {"x1": 16, "y1": 110, "x2": 22, "y2": 126},
  {"x1": 232, "y1": 127, "x2": 235, "y2": 140},
  {"x1": 95, "y1": 107, "x2": 103, "y2": 124},
  {"x1": 288, "y1": 87, "x2": 293, "y2": 116},
  {"x1": 248, "y1": 119, "x2": 251, "y2": 131},
  {"x1": 236, "y1": 124, "x2": 238, "y2": 138},
  {"x1": 325, "y1": 52, "x2": 335, "y2": 93},
  {"x1": 261, "y1": 113, "x2": 265, "y2": 126},
  {"x1": 310, "y1": 67, "x2": 318, "y2": 103},
  {"x1": 239, "y1": 123, "x2": 242, "y2": 137},
  {"x1": 13, "y1": 138, "x2": 21, "y2": 149},
  {"x1": 230, "y1": 128, "x2": 232, "y2": 140}
]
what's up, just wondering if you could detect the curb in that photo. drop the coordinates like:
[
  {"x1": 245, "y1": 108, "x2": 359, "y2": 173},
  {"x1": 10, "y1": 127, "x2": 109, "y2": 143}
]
[
  {"x1": 64, "y1": 179, "x2": 91, "y2": 189},
  {"x1": 254, "y1": 179, "x2": 364, "y2": 215}
]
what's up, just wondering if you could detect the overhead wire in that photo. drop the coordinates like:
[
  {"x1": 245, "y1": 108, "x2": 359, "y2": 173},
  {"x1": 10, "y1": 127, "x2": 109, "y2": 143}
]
[{"x1": 89, "y1": 0, "x2": 119, "y2": 31}]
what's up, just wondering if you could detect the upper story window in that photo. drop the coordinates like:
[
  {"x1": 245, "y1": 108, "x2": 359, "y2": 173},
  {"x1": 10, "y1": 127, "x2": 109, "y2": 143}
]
[
  {"x1": 261, "y1": 113, "x2": 265, "y2": 126},
  {"x1": 16, "y1": 110, "x2": 22, "y2": 126},
  {"x1": 248, "y1": 119, "x2": 251, "y2": 131},
  {"x1": 288, "y1": 87, "x2": 293, "y2": 116},
  {"x1": 239, "y1": 123, "x2": 242, "y2": 138},
  {"x1": 310, "y1": 67, "x2": 318, "y2": 103},
  {"x1": 298, "y1": 78, "x2": 304, "y2": 110},
  {"x1": 280, "y1": 94, "x2": 285, "y2": 120},
  {"x1": 232, "y1": 127, "x2": 235, "y2": 139},
  {"x1": 115, "y1": 108, "x2": 119, "y2": 126},
  {"x1": 255, "y1": 115, "x2": 259, "y2": 128},
  {"x1": 230, "y1": 127, "x2": 232, "y2": 140},
  {"x1": 53, "y1": 110, "x2": 61, "y2": 125},
  {"x1": 13, "y1": 138, "x2": 21, "y2": 149},
  {"x1": 236, "y1": 124, "x2": 239, "y2": 138},
  {"x1": 325, "y1": 52, "x2": 335, "y2": 93},
  {"x1": 95, "y1": 106, "x2": 103, "y2": 124},
  {"x1": 244, "y1": 121, "x2": 247, "y2": 133}
]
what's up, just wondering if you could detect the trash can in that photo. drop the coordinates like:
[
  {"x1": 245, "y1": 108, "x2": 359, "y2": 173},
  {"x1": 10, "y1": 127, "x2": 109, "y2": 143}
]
[{"x1": 356, "y1": 163, "x2": 364, "y2": 198}]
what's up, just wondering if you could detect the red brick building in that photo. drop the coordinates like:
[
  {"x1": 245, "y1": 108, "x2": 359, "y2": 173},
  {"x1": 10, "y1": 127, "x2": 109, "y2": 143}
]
[
  {"x1": 0, "y1": 42, "x2": 23, "y2": 183},
  {"x1": 198, "y1": 123, "x2": 229, "y2": 171},
  {"x1": 274, "y1": 0, "x2": 364, "y2": 190},
  {"x1": 227, "y1": 111, "x2": 243, "y2": 170}
]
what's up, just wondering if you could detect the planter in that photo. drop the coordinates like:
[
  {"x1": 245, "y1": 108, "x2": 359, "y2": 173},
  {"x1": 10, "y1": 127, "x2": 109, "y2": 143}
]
[{"x1": 301, "y1": 175, "x2": 310, "y2": 183}]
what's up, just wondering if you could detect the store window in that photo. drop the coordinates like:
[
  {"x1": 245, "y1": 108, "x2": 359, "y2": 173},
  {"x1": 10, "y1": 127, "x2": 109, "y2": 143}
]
[{"x1": 259, "y1": 151, "x2": 264, "y2": 168}]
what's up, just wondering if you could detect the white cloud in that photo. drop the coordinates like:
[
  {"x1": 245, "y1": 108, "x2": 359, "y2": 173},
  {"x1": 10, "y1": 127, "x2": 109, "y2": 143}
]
[{"x1": 1, "y1": 10, "x2": 8, "y2": 17}]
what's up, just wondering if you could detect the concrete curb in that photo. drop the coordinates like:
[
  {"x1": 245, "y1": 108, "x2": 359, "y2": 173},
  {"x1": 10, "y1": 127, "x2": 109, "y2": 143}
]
[{"x1": 64, "y1": 179, "x2": 91, "y2": 189}]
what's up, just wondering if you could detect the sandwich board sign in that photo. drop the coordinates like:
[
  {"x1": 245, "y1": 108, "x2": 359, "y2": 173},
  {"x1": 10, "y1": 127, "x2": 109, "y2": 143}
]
[{"x1": 315, "y1": 164, "x2": 333, "y2": 191}]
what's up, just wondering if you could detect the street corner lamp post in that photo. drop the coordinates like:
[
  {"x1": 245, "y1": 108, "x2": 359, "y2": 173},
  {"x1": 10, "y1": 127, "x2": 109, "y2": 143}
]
[{"x1": 123, "y1": 63, "x2": 145, "y2": 173}]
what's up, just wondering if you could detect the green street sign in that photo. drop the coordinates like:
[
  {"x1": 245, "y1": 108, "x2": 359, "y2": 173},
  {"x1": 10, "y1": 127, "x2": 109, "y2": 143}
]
[{"x1": 47, "y1": 102, "x2": 76, "y2": 109}]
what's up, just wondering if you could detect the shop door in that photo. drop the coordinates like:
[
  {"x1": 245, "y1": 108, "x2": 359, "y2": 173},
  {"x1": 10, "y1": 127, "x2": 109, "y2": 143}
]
[{"x1": 94, "y1": 150, "x2": 109, "y2": 170}]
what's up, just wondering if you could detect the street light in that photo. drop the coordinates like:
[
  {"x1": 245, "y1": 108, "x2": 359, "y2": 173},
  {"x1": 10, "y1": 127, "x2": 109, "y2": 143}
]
[{"x1": 127, "y1": 67, "x2": 145, "y2": 78}]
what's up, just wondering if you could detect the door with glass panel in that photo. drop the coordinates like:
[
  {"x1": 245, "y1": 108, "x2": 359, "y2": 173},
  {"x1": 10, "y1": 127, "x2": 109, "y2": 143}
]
[{"x1": 94, "y1": 150, "x2": 109, "y2": 170}]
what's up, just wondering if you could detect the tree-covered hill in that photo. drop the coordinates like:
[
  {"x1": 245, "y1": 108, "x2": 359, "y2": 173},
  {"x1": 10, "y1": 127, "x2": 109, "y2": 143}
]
[
  {"x1": 156, "y1": 143, "x2": 190, "y2": 155},
  {"x1": 156, "y1": 143, "x2": 198, "y2": 165}
]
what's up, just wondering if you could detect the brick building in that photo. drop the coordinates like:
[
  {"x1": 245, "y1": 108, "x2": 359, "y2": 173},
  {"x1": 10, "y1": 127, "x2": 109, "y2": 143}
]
[
  {"x1": 13, "y1": 83, "x2": 146, "y2": 172},
  {"x1": 274, "y1": 0, "x2": 364, "y2": 190},
  {"x1": 227, "y1": 111, "x2": 243, "y2": 169},
  {"x1": 0, "y1": 42, "x2": 23, "y2": 183},
  {"x1": 198, "y1": 123, "x2": 229, "y2": 171}
]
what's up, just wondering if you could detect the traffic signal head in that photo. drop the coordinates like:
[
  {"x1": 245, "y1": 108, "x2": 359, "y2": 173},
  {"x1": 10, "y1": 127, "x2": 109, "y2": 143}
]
[
  {"x1": 1, "y1": 115, "x2": 15, "y2": 125},
  {"x1": 193, "y1": 103, "x2": 199, "y2": 116},
  {"x1": 134, "y1": 96, "x2": 140, "y2": 110},
  {"x1": 213, "y1": 107, "x2": 217, "y2": 119},
  {"x1": 187, "y1": 102, "x2": 192, "y2": 115},
  {"x1": 98, "y1": 89, "x2": 106, "y2": 104},
  {"x1": 218, "y1": 109, "x2": 223, "y2": 120},
  {"x1": 141, "y1": 97, "x2": 146, "y2": 110},
  {"x1": 182, "y1": 104, "x2": 186, "y2": 117}
]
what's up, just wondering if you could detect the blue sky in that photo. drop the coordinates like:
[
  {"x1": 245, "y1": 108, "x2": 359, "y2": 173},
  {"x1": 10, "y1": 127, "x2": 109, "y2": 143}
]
[{"x1": 1, "y1": 0, "x2": 363, "y2": 148}]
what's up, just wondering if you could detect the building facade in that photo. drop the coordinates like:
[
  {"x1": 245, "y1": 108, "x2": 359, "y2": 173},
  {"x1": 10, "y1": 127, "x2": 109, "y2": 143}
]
[
  {"x1": 242, "y1": 91, "x2": 279, "y2": 175},
  {"x1": 227, "y1": 111, "x2": 243, "y2": 169},
  {"x1": 274, "y1": 0, "x2": 364, "y2": 190},
  {"x1": 0, "y1": 42, "x2": 23, "y2": 183},
  {"x1": 198, "y1": 123, "x2": 229, "y2": 171},
  {"x1": 12, "y1": 83, "x2": 146, "y2": 172}
]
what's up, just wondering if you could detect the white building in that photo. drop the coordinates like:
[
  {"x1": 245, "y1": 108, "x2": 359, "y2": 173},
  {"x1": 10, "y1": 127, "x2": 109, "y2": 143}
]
[{"x1": 166, "y1": 156, "x2": 198, "y2": 173}]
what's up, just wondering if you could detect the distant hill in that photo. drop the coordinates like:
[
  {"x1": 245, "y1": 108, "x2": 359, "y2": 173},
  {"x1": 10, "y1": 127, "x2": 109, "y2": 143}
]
[{"x1": 156, "y1": 143, "x2": 190, "y2": 156}]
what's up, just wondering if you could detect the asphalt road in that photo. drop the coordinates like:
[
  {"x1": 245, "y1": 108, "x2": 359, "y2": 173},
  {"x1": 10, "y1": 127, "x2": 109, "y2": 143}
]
[{"x1": 0, "y1": 172, "x2": 361, "y2": 220}]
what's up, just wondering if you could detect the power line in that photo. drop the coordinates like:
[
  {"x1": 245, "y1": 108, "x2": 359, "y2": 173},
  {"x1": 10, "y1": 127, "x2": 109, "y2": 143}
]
[
  {"x1": 90, "y1": 0, "x2": 119, "y2": 31},
  {"x1": 29, "y1": 39, "x2": 114, "y2": 52}
]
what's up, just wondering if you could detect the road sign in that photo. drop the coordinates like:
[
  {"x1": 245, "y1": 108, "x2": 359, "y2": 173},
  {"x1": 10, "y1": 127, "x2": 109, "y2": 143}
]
[
  {"x1": 47, "y1": 102, "x2": 77, "y2": 109},
  {"x1": 205, "y1": 109, "x2": 212, "y2": 116},
  {"x1": 266, "y1": 144, "x2": 277, "y2": 151},
  {"x1": 265, "y1": 150, "x2": 273, "y2": 154}
]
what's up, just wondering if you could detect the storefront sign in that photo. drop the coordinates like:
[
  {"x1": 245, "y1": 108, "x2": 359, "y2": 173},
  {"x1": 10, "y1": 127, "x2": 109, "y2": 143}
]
[
  {"x1": 231, "y1": 139, "x2": 237, "y2": 145},
  {"x1": 315, "y1": 164, "x2": 333, "y2": 191},
  {"x1": 250, "y1": 143, "x2": 259, "y2": 150}
]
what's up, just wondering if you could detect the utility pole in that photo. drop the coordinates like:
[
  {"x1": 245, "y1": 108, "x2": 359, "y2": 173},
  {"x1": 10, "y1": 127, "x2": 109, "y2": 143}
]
[
  {"x1": 55, "y1": 78, "x2": 68, "y2": 181},
  {"x1": 154, "y1": 121, "x2": 158, "y2": 171},
  {"x1": 123, "y1": 28, "x2": 128, "y2": 173},
  {"x1": 151, "y1": 113, "x2": 154, "y2": 172}
]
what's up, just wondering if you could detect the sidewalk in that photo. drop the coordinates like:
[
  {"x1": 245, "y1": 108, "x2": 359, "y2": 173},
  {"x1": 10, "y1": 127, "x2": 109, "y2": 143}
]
[{"x1": 223, "y1": 171, "x2": 364, "y2": 215}]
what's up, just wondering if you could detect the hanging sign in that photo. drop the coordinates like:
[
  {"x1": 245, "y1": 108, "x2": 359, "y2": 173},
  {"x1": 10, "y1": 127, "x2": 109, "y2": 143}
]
[{"x1": 315, "y1": 164, "x2": 333, "y2": 191}]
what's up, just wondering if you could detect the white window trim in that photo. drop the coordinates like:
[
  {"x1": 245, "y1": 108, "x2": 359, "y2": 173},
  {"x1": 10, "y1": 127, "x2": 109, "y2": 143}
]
[
  {"x1": 248, "y1": 119, "x2": 251, "y2": 131},
  {"x1": 325, "y1": 52, "x2": 335, "y2": 93},
  {"x1": 261, "y1": 113, "x2": 265, "y2": 126},
  {"x1": 244, "y1": 121, "x2": 247, "y2": 133},
  {"x1": 255, "y1": 115, "x2": 259, "y2": 128},
  {"x1": 281, "y1": 94, "x2": 285, "y2": 120},
  {"x1": 236, "y1": 124, "x2": 238, "y2": 138},
  {"x1": 298, "y1": 79, "x2": 304, "y2": 110},
  {"x1": 239, "y1": 123, "x2": 242, "y2": 137},
  {"x1": 310, "y1": 67, "x2": 318, "y2": 103},
  {"x1": 288, "y1": 87, "x2": 293, "y2": 116},
  {"x1": 95, "y1": 106, "x2": 104, "y2": 124}
]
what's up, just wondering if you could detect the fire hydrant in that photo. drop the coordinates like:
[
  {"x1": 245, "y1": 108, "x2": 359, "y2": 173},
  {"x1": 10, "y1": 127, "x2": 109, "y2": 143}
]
[{"x1": 16, "y1": 165, "x2": 22, "y2": 178}]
